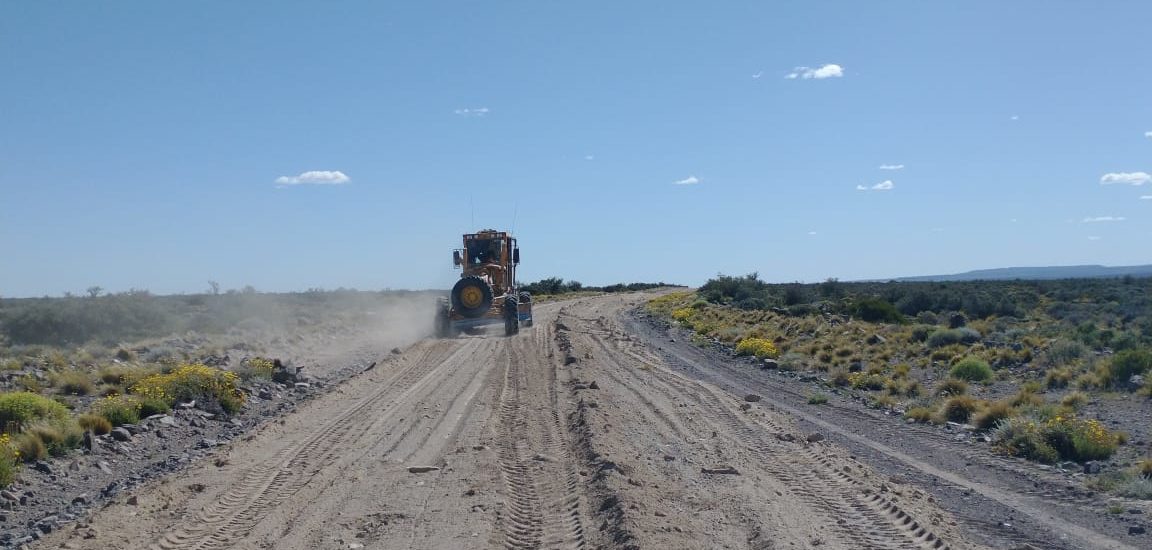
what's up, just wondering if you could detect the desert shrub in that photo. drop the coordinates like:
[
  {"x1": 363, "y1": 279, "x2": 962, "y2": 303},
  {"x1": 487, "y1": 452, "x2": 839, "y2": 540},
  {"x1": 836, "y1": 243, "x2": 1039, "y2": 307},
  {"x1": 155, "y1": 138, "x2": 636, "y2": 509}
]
[
  {"x1": 1117, "y1": 477, "x2": 1152, "y2": 500},
  {"x1": 974, "y1": 401, "x2": 1015, "y2": 431},
  {"x1": 51, "y1": 369, "x2": 94, "y2": 395},
  {"x1": 940, "y1": 396, "x2": 980, "y2": 423},
  {"x1": 909, "y1": 325, "x2": 935, "y2": 343},
  {"x1": 13, "y1": 432, "x2": 47, "y2": 462},
  {"x1": 992, "y1": 417, "x2": 1060, "y2": 464},
  {"x1": 671, "y1": 307, "x2": 694, "y2": 323},
  {"x1": 0, "y1": 434, "x2": 19, "y2": 487},
  {"x1": 905, "y1": 407, "x2": 935, "y2": 423},
  {"x1": 927, "y1": 328, "x2": 981, "y2": 349},
  {"x1": 848, "y1": 373, "x2": 886, "y2": 391},
  {"x1": 892, "y1": 364, "x2": 911, "y2": 379},
  {"x1": 992, "y1": 414, "x2": 1120, "y2": 463},
  {"x1": 1009, "y1": 390, "x2": 1044, "y2": 408},
  {"x1": 950, "y1": 358, "x2": 993, "y2": 382},
  {"x1": 853, "y1": 297, "x2": 905, "y2": 324},
  {"x1": 26, "y1": 421, "x2": 82, "y2": 457},
  {"x1": 807, "y1": 393, "x2": 828, "y2": 405},
  {"x1": 936, "y1": 378, "x2": 969, "y2": 396},
  {"x1": 94, "y1": 395, "x2": 141, "y2": 426},
  {"x1": 1107, "y1": 349, "x2": 1152, "y2": 388},
  {"x1": 0, "y1": 392, "x2": 70, "y2": 431},
  {"x1": 777, "y1": 352, "x2": 806, "y2": 371},
  {"x1": 1045, "y1": 367, "x2": 1074, "y2": 389},
  {"x1": 130, "y1": 363, "x2": 245, "y2": 414},
  {"x1": 734, "y1": 338, "x2": 780, "y2": 359},
  {"x1": 830, "y1": 369, "x2": 851, "y2": 387},
  {"x1": 77, "y1": 413, "x2": 112, "y2": 435},
  {"x1": 1044, "y1": 339, "x2": 1087, "y2": 367},
  {"x1": 1061, "y1": 391, "x2": 1089, "y2": 409}
]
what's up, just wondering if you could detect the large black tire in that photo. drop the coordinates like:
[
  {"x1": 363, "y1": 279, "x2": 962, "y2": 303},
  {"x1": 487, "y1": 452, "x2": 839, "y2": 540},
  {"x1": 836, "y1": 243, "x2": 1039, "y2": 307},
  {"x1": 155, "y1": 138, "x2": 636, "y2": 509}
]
[
  {"x1": 503, "y1": 296, "x2": 519, "y2": 336},
  {"x1": 451, "y1": 276, "x2": 493, "y2": 319}
]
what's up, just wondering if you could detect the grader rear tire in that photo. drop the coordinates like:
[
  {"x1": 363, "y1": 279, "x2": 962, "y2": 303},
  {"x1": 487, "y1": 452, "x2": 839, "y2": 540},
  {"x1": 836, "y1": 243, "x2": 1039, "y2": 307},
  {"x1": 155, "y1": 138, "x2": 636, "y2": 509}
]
[{"x1": 451, "y1": 276, "x2": 493, "y2": 319}]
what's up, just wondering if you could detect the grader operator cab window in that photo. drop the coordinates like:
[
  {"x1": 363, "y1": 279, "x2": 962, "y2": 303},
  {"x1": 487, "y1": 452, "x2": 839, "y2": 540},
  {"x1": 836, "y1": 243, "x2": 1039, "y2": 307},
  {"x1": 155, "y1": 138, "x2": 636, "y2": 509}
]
[{"x1": 467, "y1": 238, "x2": 504, "y2": 265}]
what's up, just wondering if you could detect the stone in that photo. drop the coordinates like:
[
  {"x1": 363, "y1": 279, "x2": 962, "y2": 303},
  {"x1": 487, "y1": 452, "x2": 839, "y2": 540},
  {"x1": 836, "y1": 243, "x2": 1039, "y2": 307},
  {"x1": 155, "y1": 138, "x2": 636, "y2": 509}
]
[
  {"x1": 1083, "y1": 461, "x2": 1103, "y2": 475},
  {"x1": 701, "y1": 466, "x2": 740, "y2": 475},
  {"x1": 391, "y1": 347, "x2": 403, "y2": 355},
  {"x1": 588, "y1": 381, "x2": 600, "y2": 390},
  {"x1": 126, "y1": 495, "x2": 138, "y2": 506},
  {"x1": 806, "y1": 433, "x2": 825, "y2": 443},
  {"x1": 97, "y1": 461, "x2": 113, "y2": 475},
  {"x1": 1129, "y1": 526, "x2": 1146, "y2": 536},
  {"x1": 110, "y1": 428, "x2": 132, "y2": 442},
  {"x1": 32, "y1": 461, "x2": 53, "y2": 475},
  {"x1": 71, "y1": 495, "x2": 89, "y2": 506},
  {"x1": 159, "y1": 416, "x2": 177, "y2": 426},
  {"x1": 408, "y1": 466, "x2": 440, "y2": 474},
  {"x1": 744, "y1": 394, "x2": 762, "y2": 403},
  {"x1": 762, "y1": 359, "x2": 779, "y2": 369},
  {"x1": 1129, "y1": 375, "x2": 1145, "y2": 391},
  {"x1": 294, "y1": 382, "x2": 311, "y2": 389},
  {"x1": 0, "y1": 490, "x2": 17, "y2": 502}
]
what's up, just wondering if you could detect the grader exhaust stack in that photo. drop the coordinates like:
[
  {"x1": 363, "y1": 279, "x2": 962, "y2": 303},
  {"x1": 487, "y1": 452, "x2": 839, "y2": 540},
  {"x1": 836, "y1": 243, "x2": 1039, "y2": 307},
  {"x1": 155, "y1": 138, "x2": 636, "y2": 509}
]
[{"x1": 437, "y1": 229, "x2": 533, "y2": 337}]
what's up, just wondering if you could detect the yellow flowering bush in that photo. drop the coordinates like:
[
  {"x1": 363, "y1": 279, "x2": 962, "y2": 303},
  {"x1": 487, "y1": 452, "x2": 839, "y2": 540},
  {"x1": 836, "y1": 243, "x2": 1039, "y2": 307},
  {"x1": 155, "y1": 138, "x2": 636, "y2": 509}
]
[
  {"x1": 671, "y1": 307, "x2": 694, "y2": 323},
  {"x1": 735, "y1": 338, "x2": 780, "y2": 359},
  {"x1": 130, "y1": 363, "x2": 244, "y2": 414},
  {"x1": 237, "y1": 357, "x2": 275, "y2": 380},
  {"x1": 993, "y1": 414, "x2": 1121, "y2": 463},
  {"x1": 0, "y1": 433, "x2": 21, "y2": 487},
  {"x1": 94, "y1": 394, "x2": 142, "y2": 426}
]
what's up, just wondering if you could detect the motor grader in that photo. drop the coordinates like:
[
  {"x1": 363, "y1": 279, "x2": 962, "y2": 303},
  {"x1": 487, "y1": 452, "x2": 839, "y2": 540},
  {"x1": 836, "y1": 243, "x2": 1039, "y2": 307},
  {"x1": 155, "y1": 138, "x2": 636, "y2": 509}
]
[{"x1": 437, "y1": 229, "x2": 533, "y2": 337}]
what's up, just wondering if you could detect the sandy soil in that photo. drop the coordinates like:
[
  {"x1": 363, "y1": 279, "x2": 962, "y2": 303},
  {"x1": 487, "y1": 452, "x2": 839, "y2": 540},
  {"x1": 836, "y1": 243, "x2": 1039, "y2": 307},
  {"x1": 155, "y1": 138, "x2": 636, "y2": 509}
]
[{"x1": 37, "y1": 293, "x2": 1123, "y2": 550}]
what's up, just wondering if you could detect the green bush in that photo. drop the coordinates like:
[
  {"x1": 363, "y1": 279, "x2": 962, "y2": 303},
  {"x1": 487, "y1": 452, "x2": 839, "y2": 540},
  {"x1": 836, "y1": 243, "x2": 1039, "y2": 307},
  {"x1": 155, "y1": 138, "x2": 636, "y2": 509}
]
[
  {"x1": 1108, "y1": 349, "x2": 1152, "y2": 387},
  {"x1": 94, "y1": 395, "x2": 140, "y2": 426},
  {"x1": 853, "y1": 297, "x2": 905, "y2": 324},
  {"x1": 950, "y1": 358, "x2": 993, "y2": 382},
  {"x1": 77, "y1": 413, "x2": 112, "y2": 435},
  {"x1": 807, "y1": 393, "x2": 828, "y2": 405},
  {"x1": 927, "y1": 328, "x2": 981, "y2": 348},
  {"x1": 0, "y1": 392, "x2": 70, "y2": 431},
  {"x1": 51, "y1": 369, "x2": 94, "y2": 395},
  {"x1": 0, "y1": 434, "x2": 18, "y2": 487}
]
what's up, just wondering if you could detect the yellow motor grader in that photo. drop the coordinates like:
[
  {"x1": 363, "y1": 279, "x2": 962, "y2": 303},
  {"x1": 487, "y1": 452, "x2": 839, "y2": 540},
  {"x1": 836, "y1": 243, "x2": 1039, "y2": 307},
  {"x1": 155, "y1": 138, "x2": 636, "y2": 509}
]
[{"x1": 437, "y1": 229, "x2": 533, "y2": 337}]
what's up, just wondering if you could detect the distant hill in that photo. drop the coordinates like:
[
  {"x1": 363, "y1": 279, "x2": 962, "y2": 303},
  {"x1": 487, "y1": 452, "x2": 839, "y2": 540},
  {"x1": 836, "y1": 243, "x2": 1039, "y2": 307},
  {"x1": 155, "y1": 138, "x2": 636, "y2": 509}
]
[{"x1": 893, "y1": 265, "x2": 1152, "y2": 282}]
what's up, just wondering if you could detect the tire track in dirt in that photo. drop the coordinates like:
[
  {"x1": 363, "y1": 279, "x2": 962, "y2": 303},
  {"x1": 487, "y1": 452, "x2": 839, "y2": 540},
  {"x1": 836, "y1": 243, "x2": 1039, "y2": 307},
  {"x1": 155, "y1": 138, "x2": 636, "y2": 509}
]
[
  {"x1": 492, "y1": 322, "x2": 586, "y2": 550},
  {"x1": 567, "y1": 310, "x2": 953, "y2": 550},
  {"x1": 150, "y1": 339, "x2": 475, "y2": 550}
]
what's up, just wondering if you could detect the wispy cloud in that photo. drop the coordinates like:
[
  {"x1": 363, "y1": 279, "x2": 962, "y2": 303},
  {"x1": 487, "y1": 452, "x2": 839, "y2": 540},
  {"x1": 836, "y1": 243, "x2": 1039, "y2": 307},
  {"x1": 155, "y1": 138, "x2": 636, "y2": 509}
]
[
  {"x1": 1100, "y1": 172, "x2": 1151, "y2": 185},
  {"x1": 1010, "y1": 115, "x2": 1019, "y2": 121},
  {"x1": 752, "y1": 71, "x2": 763, "y2": 79},
  {"x1": 274, "y1": 170, "x2": 350, "y2": 186},
  {"x1": 673, "y1": 175, "x2": 700, "y2": 185},
  {"x1": 584, "y1": 155, "x2": 595, "y2": 161},
  {"x1": 1088, "y1": 236, "x2": 1102, "y2": 241},
  {"x1": 878, "y1": 164, "x2": 904, "y2": 171},
  {"x1": 785, "y1": 64, "x2": 843, "y2": 80},
  {"x1": 807, "y1": 231, "x2": 818, "y2": 236},
  {"x1": 1140, "y1": 195, "x2": 1152, "y2": 200},
  {"x1": 857, "y1": 180, "x2": 894, "y2": 192},
  {"x1": 1145, "y1": 131, "x2": 1152, "y2": 138},
  {"x1": 454, "y1": 107, "x2": 490, "y2": 117},
  {"x1": 1082, "y1": 216, "x2": 1126, "y2": 223}
]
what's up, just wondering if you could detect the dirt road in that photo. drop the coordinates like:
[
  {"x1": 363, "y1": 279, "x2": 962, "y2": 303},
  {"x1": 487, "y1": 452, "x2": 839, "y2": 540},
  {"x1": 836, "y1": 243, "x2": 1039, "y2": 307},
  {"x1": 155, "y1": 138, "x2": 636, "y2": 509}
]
[{"x1": 43, "y1": 293, "x2": 1107, "y2": 549}]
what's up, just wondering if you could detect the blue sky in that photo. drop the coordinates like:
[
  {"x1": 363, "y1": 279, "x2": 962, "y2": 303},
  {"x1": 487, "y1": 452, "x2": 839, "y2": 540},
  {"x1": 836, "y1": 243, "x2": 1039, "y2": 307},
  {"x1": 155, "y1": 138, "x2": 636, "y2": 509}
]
[{"x1": 2, "y1": 2, "x2": 1150, "y2": 297}]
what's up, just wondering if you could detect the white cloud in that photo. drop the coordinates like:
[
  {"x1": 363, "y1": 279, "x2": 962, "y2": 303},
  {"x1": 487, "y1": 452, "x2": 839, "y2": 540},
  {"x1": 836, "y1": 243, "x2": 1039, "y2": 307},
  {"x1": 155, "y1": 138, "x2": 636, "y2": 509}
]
[
  {"x1": 752, "y1": 71, "x2": 763, "y2": 79},
  {"x1": 858, "y1": 180, "x2": 894, "y2": 191},
  {"x1": 785, "y1": 64, "x2": 843, "y2": 80},
  {"x1": 1088, "y1": 236, "x2": 1102, "y2": 241},
  {"x1": 807, "y1": 231, "x2": 818, "y2": 236},
  {"x1": 454, "y1": 107, "x2": 490, "y2": 117},
  {"x1": 1010, "y1": 115, "x2": 1019, "y2": 121},
  {"x1": 1145, "y1": 131, "x2": 1152, "y2": 138},
  {"x1": 584, "y1": 155, "x2": 595, "y2": 161},
  {"x1": 274, "y1": 170, "x2": 350, "y2": 186},
  {"x1": 1100, "y1": 172, "x2": 1151, "y2": 185},
  {"x1": 1141, "y1": 195, "x2": 1152, "y2": 200},
  {"x1": 673, "y1": 176, "x2": 700, "y2": 185},
  {"x1": 1082, "y1": 216, "x2": 1126, "y2": 223},
  {"x1": 878, "y1": 164, "x2": 904, "y2": 170}
]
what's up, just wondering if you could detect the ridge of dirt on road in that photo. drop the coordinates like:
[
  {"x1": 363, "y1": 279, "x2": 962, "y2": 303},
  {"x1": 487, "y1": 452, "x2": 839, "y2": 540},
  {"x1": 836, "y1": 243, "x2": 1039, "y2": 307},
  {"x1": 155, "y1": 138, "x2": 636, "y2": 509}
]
[{"x1": 626, "y1": 304, "x2": 1151, "y2": 549}]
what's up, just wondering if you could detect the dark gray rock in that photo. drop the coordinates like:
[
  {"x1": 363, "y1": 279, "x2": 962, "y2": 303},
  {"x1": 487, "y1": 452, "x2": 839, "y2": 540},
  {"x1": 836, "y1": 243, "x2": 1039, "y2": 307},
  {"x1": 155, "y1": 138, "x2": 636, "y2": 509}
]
[{"x1": 110, "y1": 428, "x2": 132, "y2": 442}]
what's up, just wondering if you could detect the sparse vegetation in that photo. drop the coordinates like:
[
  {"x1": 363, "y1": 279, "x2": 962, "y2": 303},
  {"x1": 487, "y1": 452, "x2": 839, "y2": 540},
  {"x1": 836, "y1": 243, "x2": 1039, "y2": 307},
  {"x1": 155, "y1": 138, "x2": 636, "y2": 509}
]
[{"x1": 950, "y1": 358, "x2": 993, "y2": 382}]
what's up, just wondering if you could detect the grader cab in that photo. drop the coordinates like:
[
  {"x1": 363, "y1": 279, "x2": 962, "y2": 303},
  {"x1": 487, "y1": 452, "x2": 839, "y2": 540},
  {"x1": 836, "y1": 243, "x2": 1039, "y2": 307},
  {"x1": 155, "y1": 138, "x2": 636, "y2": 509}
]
[{"x1": 436, "y1": 229, "x2": 533, "y2": 337}]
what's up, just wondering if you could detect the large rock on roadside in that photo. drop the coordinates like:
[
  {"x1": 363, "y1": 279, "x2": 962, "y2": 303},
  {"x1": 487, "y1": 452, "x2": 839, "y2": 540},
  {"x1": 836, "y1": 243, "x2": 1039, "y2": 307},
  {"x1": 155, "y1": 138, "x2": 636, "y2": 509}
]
[{"x1": 110, "y1": 428, "x2": 132, "y2": 442}]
